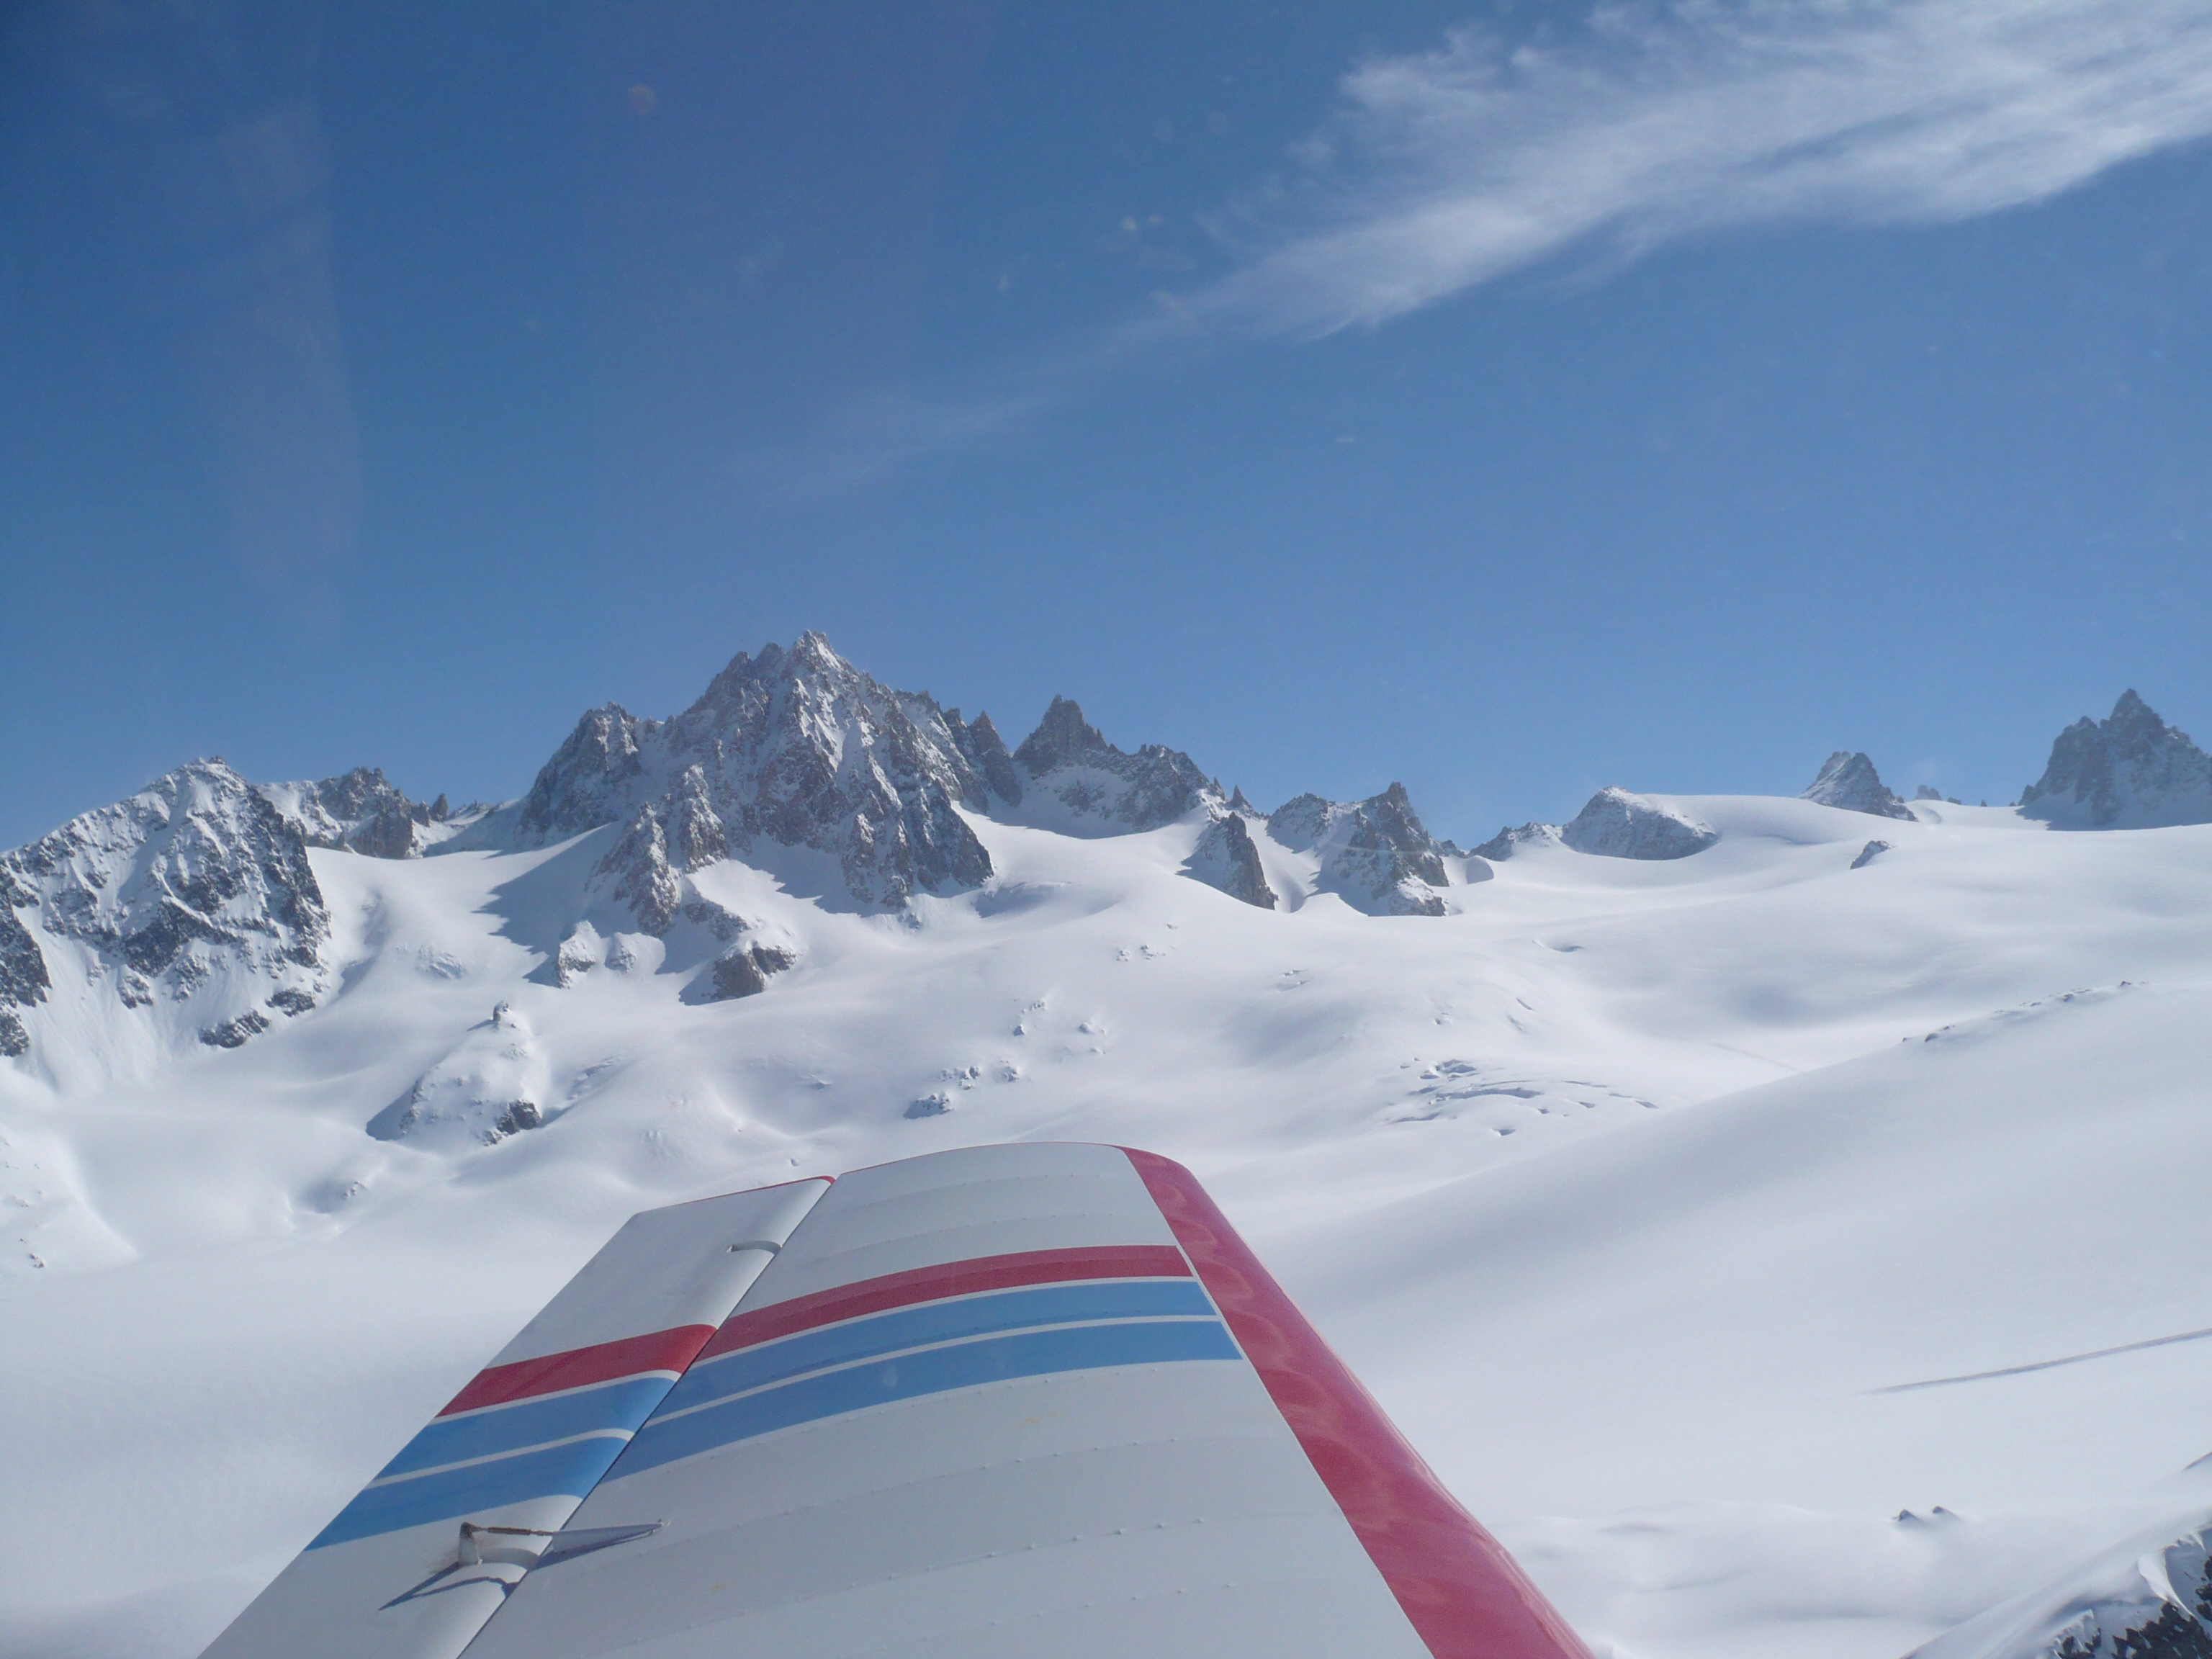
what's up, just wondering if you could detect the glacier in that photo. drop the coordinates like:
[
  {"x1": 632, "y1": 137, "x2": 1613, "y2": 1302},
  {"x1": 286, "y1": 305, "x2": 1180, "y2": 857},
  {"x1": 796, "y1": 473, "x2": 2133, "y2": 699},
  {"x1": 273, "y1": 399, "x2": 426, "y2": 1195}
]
[{"x1": 4, "y1": 643, "x2": 2212, "y2": 1659}]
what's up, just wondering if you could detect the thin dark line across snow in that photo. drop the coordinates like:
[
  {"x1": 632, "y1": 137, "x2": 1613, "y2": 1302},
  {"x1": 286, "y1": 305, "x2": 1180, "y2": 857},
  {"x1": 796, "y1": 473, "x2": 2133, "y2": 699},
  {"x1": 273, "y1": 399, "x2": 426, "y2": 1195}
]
[{"x1": 1873, "y1": 1324, "x2": 2212, "y2": 1393}]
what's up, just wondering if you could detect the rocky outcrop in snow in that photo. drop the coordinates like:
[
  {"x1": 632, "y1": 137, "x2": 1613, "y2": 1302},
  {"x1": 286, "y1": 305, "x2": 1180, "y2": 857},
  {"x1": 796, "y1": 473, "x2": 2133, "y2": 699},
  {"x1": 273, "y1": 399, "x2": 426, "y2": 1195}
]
[
  {"x1": 1561, "y1": 788, "x2": 1718, "y2": 860},
  {"x1": 511, "y1": 633, "x2": 1000, "y2": 910},
  {"x1": 2020, "y1": 691, "x2": 2212, "y2": 830},
  {"x1": 369, "y1": 1002, "x2": 547, "y2": 1150},
  {"x1": 1472, "y1": 822, "x2": 1563, "y2": 860},
  {"x1": 1850, "y1": 840, "x2": 1892, "y2": 869},
  {"x1": 1802, "y1": 752, "x2": 1912, "y2": 819},
  {"x1": 0, "y1": 760, "x2": 327, "y2": 1061},
  {"x1": 1182, "y1": 811, "x2": 1278, "y2": 909},
  {"x1": 1269, "y1": 783, "x2": 1448, "y2": 916},
  {"x1": 701, "y1": 942, "x2": 796, "y2": 1002},
  {"x1": 1008, "y1": 696, "x2": 1223, "y2": 835}
]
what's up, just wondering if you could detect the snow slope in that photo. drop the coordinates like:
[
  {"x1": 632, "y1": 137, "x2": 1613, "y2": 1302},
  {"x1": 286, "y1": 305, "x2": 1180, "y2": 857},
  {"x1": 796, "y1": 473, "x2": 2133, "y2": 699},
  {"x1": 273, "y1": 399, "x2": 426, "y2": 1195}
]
[{"x1": 4, "y1": 785, "x2": 2211, "y2": 1659}]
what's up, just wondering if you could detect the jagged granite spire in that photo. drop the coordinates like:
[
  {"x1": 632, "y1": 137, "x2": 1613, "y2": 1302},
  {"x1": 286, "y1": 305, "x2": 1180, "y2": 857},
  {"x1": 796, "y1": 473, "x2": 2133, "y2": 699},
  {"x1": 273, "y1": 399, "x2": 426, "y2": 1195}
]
[
  {"x1": 2020, "y1": 691, "x2": 2212, "y2": 829},
  {"x1": 1801, "y1": 752, "x2": 1912, "y2": 820}
]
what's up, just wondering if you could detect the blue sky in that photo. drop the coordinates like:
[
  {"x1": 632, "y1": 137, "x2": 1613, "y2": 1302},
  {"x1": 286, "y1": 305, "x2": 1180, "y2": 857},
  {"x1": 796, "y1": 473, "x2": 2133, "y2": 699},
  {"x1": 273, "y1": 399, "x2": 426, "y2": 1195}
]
[{"x1": 4, "y1": 1, "x2": 2211, "y2": 849}]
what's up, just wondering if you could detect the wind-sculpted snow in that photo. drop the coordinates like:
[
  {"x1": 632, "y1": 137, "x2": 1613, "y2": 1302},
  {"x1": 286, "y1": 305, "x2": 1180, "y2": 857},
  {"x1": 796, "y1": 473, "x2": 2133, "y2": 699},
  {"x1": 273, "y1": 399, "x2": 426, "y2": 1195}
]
[
  {"x1": 1007, "y1": 695, "x2": 1223, "y2": 835},
  {"x1": 0, "y1": 760, "x2": 327, "y2": 1067},
  {"x1": 1560, "y1": 786, "x2": 1719, "y2": 859},
  {"x1": 2021, "y1": 691, "x2": 2212, "y2": 830},
  {"x1": 1802, "y1": 750, "x2": 1914, "y2": 819},
  {"x1": 1267, "y1": 782, "x2": 1449, "y2": 915},
  {"x1": 1910, "y1": 1511, "x2": 2212, "y2": 1658},
  {"x1": 512, "y1": 633, "x2": 997, "y2": 909}
]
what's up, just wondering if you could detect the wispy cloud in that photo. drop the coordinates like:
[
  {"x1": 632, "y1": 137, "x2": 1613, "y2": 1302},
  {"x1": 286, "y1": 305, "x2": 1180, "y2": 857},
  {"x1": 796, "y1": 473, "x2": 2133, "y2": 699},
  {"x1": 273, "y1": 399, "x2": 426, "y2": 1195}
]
[
  {"x1": 752, "y1": 0, "x2": 2212, "y2": 488},
  {"x1": 1202, "y1": 0, "x2": 2212, "y2": 336}
]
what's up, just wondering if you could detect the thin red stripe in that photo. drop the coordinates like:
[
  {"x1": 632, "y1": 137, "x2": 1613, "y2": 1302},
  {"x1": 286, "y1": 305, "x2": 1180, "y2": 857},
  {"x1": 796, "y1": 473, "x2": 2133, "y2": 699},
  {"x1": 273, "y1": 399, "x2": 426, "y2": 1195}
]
[
  {"x1": 699, "y1": 1244, "x2": 1191, "y2": 1360},
  {"x1": 438, "y1": 1325, "x2": 716, "y2": 1417},
  {"x1": 1122, "y1": 1148, "x2": 1594, "y2": 1659}
]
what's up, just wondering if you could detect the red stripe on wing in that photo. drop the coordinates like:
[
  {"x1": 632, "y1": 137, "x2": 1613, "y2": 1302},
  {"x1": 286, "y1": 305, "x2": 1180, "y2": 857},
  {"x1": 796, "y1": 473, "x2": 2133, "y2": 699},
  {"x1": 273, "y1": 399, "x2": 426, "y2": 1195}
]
[{"x1": 439, "y1": 1325, "x2": 717, "y2": 1417}]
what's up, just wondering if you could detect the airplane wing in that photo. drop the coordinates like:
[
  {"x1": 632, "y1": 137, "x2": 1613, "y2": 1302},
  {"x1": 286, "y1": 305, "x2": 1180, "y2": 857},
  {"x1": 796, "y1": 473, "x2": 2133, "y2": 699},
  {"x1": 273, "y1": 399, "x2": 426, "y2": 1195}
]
[{"x1": 202, "y1": 1143, "x2": 1590, "y2": 1659}]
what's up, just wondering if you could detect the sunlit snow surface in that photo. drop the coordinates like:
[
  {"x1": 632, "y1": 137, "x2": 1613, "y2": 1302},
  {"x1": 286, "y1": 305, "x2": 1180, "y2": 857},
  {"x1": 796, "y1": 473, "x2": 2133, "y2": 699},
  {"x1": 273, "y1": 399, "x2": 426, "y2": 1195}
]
[{"x1": 4, "y1": 794, "x2": 2211, "y2": 1659}]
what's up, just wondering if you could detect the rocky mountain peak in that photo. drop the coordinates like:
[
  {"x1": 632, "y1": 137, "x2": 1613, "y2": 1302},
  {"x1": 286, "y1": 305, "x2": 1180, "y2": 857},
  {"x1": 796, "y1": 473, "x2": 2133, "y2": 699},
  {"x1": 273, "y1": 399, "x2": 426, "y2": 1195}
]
[
  {"x1": 518, "y1": 633, "x2": 995, "y2": 914},
  {"x1": 2020, "y1": 690, "x2": 2212, "y2": 829},
  {"x1": 1012, "y1": 696, "x2": 1110, "y2": 776},
  {"x1": 1802, "y1": 752, "x2": 1912, "y2": 820}
]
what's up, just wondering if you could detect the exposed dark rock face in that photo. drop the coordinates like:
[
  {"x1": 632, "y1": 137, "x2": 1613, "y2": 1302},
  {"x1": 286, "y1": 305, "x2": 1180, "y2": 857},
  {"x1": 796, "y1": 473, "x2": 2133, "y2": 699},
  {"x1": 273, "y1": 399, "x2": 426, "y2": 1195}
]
[
  {"x1": 949, "y1": 710, "x2": 1022, "y2": 807},
  {"x1": 2021, "y1": 691, "x2": 2212, "y2": 829},
  {"x1": 516, "y1": 633, "x2": 999, "y2": 910},
  {"x1": 1, "y1": 869, "x2": 51, "y2": 1031},
  {"x1": 1269, "y1": 783, "x2": 1449, "y2": 916},
  {"x1": 200, "y1": 1010, "x2": 271, "y2": 1048},
  {"x1": 1851, "y1": 840, "x2": 1892, "y2": 869},
  {"x1": 703, "y1": 942, "x2": 796, "y2": 1002},
  {"x1": 0, "y1": 761, "x2": 328, "y2": 1058},
  {"x1": 1184, "y1": 812, "x2": 1278, "y2": 909},
  {"x1": 1561, "y1": 788, "x2": 1718, "y2": 860},
  {"x1": 1010, "y1": 696, "x2": 1222, "y2": 835},
  {"x1": 1802, "y1": 752, "x2": 1913, "y2": 819}
]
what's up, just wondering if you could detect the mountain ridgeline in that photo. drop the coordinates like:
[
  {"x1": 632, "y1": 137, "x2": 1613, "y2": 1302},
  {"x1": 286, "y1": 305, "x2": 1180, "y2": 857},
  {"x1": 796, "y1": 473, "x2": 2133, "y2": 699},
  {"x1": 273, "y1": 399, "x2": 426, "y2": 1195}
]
[{"x1": 1, "y1": 640, "x2": 2206, "y2": 1073}]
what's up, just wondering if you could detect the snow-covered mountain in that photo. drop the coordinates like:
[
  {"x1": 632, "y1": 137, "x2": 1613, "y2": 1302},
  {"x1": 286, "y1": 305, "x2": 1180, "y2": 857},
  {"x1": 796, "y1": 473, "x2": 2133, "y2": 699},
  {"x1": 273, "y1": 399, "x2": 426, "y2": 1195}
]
[
  {"x1": 0, "y1": 760, "x2": 328, "y2": 1074},
  {"x1": 6, "y1": 657, "x2": 2212, "y2": 1659},
  {"x1": 2020, "y1": 690, "x2": 2212, "y2": 830}
]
